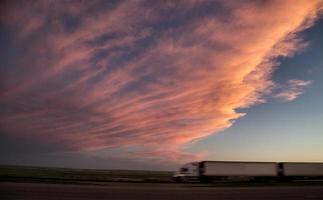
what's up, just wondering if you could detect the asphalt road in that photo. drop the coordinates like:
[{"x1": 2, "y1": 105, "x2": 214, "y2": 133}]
[{"x1": 1, "y1": 182, "x2": 323, "y2": 200}]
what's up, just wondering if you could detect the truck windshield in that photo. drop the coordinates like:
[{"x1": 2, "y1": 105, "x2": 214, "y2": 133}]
[{"x1": 180, "y1": 167, "x2": 188, "y2": 173}]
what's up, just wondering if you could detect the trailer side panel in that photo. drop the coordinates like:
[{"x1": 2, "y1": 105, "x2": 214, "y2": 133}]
[
  {"x1": 203, "y1": 162, "x2": 277, "y2": 176},
  {"x1": 283, "y1": 163, "x2": 323, "y2": 176}
]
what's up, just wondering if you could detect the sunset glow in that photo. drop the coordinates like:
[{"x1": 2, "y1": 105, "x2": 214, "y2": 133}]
[{"x1": 1, "y1": 0, "x2": 323, "y2": 169}]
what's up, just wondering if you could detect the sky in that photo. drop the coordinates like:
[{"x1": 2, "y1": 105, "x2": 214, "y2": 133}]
[{"x1": 0, "y1": 0, "x2": 322, "y2": 170}]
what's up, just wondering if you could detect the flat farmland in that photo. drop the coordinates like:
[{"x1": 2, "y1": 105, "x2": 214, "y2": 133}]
[
  {"x1": 1, "y1": 166, "x2": 323, "y2": 200},
  {"x1": 0, "y1": 165, "x2": 173, "y2": 183}
]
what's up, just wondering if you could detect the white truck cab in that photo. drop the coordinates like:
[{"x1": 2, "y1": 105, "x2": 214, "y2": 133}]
[{"x1": 173, "y1": 162, "x2": 199, "y2": 182}]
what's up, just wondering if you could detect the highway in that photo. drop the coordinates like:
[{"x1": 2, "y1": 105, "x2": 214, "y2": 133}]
[{"x1": 1, "y1": 182, "x2": 323, "y2": 200}]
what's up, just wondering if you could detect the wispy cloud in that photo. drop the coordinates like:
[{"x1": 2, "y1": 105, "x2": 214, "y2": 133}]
[
  {"x1": 0, "y1": 0, "x2": 322, "y2": 164},
  {"x1": 275, "y1": 79, "x2": 312, "y2": 102}
]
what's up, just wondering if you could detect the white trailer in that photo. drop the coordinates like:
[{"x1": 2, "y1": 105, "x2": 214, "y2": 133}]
[
  {"x1": 173, "y1": 161, "x2": 278, "y2": 182},
  {"x1": 282, "y1": 163, "x2": 323, "y2": 176},
  {"x1": 173, "y1": 161, "x2": 323, "y2": 182},
  {"x1": 201, "y1": 161, "x2": 278, "y2": 176}
]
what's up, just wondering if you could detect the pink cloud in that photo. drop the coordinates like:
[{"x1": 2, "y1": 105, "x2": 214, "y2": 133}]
[{"x1": 0, "y1": 0, "x2": 322, "y2": 165}]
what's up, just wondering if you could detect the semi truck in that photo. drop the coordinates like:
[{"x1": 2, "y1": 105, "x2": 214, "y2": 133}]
[{"x1": 173, "y1": 161, "x2": 323, "y2": 182}]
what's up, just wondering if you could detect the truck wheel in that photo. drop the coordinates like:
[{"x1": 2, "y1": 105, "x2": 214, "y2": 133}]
[
  {"x1": 200, "y1": 177, "x2": 212, "y2": 183},
  {"x1": 173, "y1": 177, "x2": 183, "y2": 183}
]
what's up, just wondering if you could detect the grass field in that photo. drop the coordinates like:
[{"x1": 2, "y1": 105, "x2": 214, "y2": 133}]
[{"x1": 0, "y1": 165, "x2": 174, "y2": 183}]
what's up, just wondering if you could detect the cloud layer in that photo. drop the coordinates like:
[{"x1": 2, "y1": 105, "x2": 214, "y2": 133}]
[{"x1": 1, "y1": 0, "x2": 322, "y2": 165}]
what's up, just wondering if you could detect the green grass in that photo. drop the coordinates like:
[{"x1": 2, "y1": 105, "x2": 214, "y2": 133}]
[{"x1": 0, "y1": 165, "x2": 173, "y2": 183}]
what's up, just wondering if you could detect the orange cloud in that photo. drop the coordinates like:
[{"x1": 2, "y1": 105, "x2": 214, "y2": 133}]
[{"x1": 1, "y1": 0, "x2": 322, "y2": 165}]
